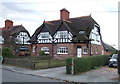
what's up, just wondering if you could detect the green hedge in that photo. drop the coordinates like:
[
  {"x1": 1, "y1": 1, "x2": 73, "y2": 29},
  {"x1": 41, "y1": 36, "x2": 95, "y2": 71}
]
[
  {"x1": 66, "y1": 58, "x2": 72, "y2": 74},
  {"x1": 66, "y1": 55, "x2": 110, "y2": 74}
]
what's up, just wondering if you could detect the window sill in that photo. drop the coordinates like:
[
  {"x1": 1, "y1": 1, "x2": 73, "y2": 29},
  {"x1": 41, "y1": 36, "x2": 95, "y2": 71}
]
[
  {"x1": 83, "y1": 52, "x2": 87, "y2": 54},
  {"x1": 57, "y1": 53, "x2": 68, "y2": 55}
]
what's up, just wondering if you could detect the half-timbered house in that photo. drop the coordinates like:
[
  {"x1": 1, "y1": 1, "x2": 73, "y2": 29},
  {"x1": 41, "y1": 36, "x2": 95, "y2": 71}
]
[
  {"x1": 0, "y1": 19, "x2": 31, "y2": 50},
  {"x1": 29, "y1": 8, "x2": 114, "y2": 59}
]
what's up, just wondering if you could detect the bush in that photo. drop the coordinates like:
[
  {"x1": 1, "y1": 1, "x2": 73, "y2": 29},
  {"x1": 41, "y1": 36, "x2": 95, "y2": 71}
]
[
  {"x1": 66, "y1": 55, "x2": 110, "y2": 74},
  {"x1": 39, "y1": 51, "x2": 52, "y2": 60},
  {"x1": 66, "y1": 58, "x2": 72, "y2": 74},
  {"x1": 39, "y1": 51, "x2": 46, "y2": 56},
  {"x1": 2, "y1": 47, "x2": 15, "y2": 58}
]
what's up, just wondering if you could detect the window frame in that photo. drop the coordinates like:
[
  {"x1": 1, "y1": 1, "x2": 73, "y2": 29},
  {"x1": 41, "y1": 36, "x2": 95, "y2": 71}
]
[
  {"x1": 57, "y1": 31, "x2": 68, "y2": 38},
  {"x1": 57, "y1": 47, "x2": 68, "y2": 54},
  {"x1": 82, "y1": 46, "x2": 87, "y2": 54},
  {"x1": 79, "y1": 30, "x2": 85, "y2": 34},
  {"x1": 41, "y1": 47, "x2": 49, "y2": 54}
]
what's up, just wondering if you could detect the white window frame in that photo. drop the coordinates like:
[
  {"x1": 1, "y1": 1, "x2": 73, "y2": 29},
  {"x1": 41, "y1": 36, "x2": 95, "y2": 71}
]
[
  {"x1": 56, "y1": 31, "x2": 68, "y2": 38},
  {"x1": 91, "y1": 46, "x2": 93, "y2": 54},
  {"x1": 41, "y1": 47, "x2": 49, "y2": 54},
  {"x1": 82, "y1": 46, "x2": 87, "y2": 54},
  {"x1": 38, "y1": 32, "x2": 50, "y2": 39},
  {"x1": 79, "y1": 31, "x2": 85, "y2": 34},
  {"x1": 57, "y1": 47, "x2": 68, "y2": 54},
  {"x1": 95, "y1": 46, "x2": 98, "y2": 54},
  {"x1": 0, "y1": 36, "x2": 4, "y2": 44}
]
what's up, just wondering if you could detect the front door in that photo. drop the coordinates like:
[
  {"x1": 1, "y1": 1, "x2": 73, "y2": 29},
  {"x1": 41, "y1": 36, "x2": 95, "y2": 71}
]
[{"x1": 77, "y1": 47, "x2": 82, "y2": 57}]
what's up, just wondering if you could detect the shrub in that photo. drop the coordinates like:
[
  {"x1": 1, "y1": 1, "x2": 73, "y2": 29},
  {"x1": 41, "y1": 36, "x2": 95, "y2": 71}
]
[
  {"x1": 2, "y1": 47, "x2": 15, "y2": 58},
  {"x1": 74, "y1": 57, "x2": 91, "y2": 74},
  {"x1": 39, "y1": 51, "x2": 46, "y2": 56},
  {"x1": 66, "y1": 58, "x2": 72, "y2": 74},
  {"x1": 39, "y1": 51, "x2": 52, "y2": 60},
  {"x1": 66, "y1": 55, "x2": 110, "y2": 74}
]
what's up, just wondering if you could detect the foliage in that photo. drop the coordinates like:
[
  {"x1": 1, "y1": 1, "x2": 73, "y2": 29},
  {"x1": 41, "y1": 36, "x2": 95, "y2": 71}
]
[
  {"x1": 66, "y1": 55, "x2": 110, "y2": 74},
  {"x1": 2, "y1": 47, "x2": 15, "y2": 58},
  {"x1": 39, "y1": 51, "x2": 46, "y2": 56},
  {"x1": 66, "y1": 58, "x2": 72, "y2": 74},
  {"x1": 39, "y1": 51, "x2": 52, "y2": 60}
]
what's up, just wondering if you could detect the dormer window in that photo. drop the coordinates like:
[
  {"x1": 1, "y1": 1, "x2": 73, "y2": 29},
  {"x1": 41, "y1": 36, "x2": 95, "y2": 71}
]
[
  {"x1": 79, "y1": 31, "x2": 85, "y2": 34},
  {"x1": 38, "y1": 32, "x2": 50, "y2": 39},
  {"x1": 57, "y1": 31, "x2": 67, "y2": 38}
]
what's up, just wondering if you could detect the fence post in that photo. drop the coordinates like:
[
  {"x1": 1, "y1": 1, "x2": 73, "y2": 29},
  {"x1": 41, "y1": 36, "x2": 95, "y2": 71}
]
[
  {"x1": 71, "y1": 58, "x2": 74, "y2": 75},
  {"x1": 31, "y1": 61, "x2": 35, "y2": 69},
  {"x1": 48, "y1": 60, "x2": 50, "y2": 67}
]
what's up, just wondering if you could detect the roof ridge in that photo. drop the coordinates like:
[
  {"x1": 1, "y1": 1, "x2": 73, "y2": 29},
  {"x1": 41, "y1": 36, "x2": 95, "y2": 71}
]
[
  {"x1": 45, "y1": 15, "x2": 90, "y2": 22},
  {"x1": 68, "y1": 15, "x2": 90, "y2": 20}
]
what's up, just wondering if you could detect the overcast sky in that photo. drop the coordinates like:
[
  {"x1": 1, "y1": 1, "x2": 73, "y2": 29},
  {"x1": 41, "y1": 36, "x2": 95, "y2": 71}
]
[{"x1": 0, "y1": 0, "x2": 119, "y2": 49}]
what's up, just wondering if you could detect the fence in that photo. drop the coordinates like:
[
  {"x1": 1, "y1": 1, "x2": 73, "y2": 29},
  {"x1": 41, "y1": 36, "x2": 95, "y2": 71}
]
[{"x1": 3, "y1": 58, "x2": 66, "y2": 69}]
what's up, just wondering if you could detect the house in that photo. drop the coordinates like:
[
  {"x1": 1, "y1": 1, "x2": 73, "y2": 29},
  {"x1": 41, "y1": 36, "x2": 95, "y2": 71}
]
[
  {"x1": 29, "y1": 8, "x2": 112, "y2": 59},
  {"x1": 102, "y1": 42, "x2": 117, "y2": 55},
  {"x1": 0, "y1": 19, "x2": 31, "y2": 50}
]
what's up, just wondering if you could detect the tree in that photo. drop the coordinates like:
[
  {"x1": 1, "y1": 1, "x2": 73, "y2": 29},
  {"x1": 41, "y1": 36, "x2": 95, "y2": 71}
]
[{"x1": 2, "y1": 47, "x2": 14, "y2": 58}]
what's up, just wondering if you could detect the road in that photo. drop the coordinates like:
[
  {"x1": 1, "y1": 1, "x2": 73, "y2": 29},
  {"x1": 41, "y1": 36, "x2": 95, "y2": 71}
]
[{"x1": 2, "y1": 69, "x2": 64, "y2": 82}]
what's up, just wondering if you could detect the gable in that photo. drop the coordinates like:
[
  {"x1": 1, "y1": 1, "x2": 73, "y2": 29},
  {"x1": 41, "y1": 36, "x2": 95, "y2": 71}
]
[
  {"x1": 40, "y1": 25, "x2": 49, "y2": 32},
  {"x1": 57, "y1": 22, "x2": 69, "y2": 31}
]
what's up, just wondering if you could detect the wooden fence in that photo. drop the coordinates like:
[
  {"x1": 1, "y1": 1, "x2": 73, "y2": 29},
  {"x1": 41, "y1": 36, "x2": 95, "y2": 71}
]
[{"x1": 3, "y1": 58, "x2": 66, "y2": 69}]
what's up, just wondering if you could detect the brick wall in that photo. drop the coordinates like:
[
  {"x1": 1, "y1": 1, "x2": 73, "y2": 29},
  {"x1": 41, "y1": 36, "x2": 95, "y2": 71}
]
[
  {"x1": 31, "y1": 41, "x2": 110, "y2": 59},
  {"x1": 53, "y1": 43, "x2": 75, "y2": 59}
]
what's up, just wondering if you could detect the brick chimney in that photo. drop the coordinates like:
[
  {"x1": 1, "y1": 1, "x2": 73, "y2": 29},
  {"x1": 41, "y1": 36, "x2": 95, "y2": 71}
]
[
  {"x1": 60, "y1": 8, "x2": 69, "y2": 20},
  {"x1": 5, "y1": 19, "x2": 13, "y2": 28}
]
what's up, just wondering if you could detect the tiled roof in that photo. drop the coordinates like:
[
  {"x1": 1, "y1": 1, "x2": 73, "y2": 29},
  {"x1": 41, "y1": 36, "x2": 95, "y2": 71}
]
[
  {"x1": 30, "y1": 15, "x2": 100, "y2": 42},
  {"x1": 1, "y1": 25, "x2": 30, "y2": 44},
  {"x1": 102, "y1": 42, "x2": 117, "y2": 52}
]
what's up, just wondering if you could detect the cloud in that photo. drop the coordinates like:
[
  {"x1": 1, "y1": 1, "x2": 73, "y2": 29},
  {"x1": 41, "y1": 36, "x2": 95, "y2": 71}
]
[{"x1": 0, "y1": 0, "x2": 119, "y2": 49}]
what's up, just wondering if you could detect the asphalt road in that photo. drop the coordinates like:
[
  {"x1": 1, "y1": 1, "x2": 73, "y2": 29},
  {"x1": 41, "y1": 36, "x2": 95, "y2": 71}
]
[{"x1": 2, "y1": 69, "x2": 64, "y2": 82}]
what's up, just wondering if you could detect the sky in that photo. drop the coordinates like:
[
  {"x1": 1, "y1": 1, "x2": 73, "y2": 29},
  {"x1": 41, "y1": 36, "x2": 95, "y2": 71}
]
[{"x1": 0, "y1": 0, "x2": 119, "y2": 49}]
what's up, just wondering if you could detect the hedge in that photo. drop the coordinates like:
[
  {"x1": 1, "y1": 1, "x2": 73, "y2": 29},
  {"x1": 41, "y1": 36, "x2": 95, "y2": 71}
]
[{"x1": 66, "y1": 55, "x2": 110, "y2": 74}]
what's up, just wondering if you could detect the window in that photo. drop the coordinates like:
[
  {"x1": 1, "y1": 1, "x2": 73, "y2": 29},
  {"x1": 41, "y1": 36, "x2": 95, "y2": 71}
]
[
  {"x1": 91, "y1": 46, "x2": 93, "y2": 54},
  {"x1": 40, "y1": 32, "x2": 50, "y2": 39},
  {"x1": 57, "y1": 47, "x2": 68, "y2": 54},
  {"x1": 79, "y1": 31, "x2": 85, "y2": 34},
  {"x1": 0, "y1": 36, "x2": 4, "y2": 44},
  {"x1": 41, "y1": 47, "x2": 49, "y2": 54},
  {"x1": 16, "y1": 32, "x2": 30, "y2": 44},
  {"x1": 57, "y1": 31, "x2": 67, "y2": 38},
  {"x1": 82, "y1": 46, "x2": 87, "y2": 54},
  {"x1": 95, "y1": 46, "x2": 98, "y2": 54}
]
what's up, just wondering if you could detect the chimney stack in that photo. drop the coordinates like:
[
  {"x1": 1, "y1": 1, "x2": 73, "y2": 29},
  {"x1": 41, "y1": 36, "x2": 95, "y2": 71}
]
[
  {"x1": 60, "y1": 8, "x2": 69, "y2": 20},
  {"x1": 5, "y1": 19, "x2": 13, "y2": 28}
]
